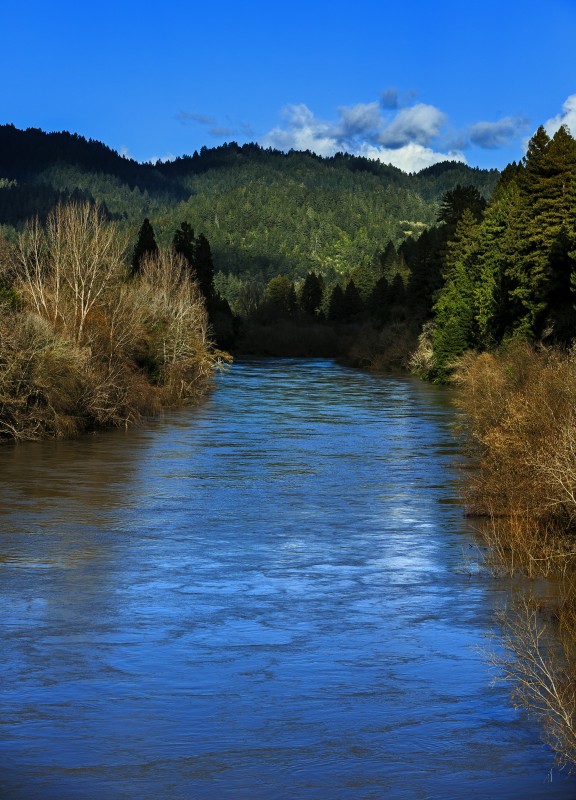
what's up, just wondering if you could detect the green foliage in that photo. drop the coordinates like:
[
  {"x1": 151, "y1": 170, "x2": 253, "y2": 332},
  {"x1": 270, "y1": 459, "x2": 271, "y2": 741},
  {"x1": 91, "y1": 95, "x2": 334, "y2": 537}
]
[
  {"x1": 438, "y1": 184, "x2": 487, "y2": 230},
  {"x1": 342, "y1": 279, "x2": 364, "y2": 320},
  {"x1": 173, "y1": 221, "x2": 196, "y2": 267},
  {"x1": 432, "y1": 209, "x2": 480, "y2": 379},
  {"x1": 0, "y1": 125, "x2": 498, "y2": 294},
  {"x1": 298, "y1": 272, "x2": 324, "y2": 316},
  {"x1": 194, "y1": 233, "x2": 216, "y2": 301},
  {"x1": 327, "y1": 284, "x2": 346, "y2": 321},
  {"x1": 425, "y1": 125, "x2": 576, "y2": 380},
  {"x1": 0, "y1": 286, "x2": 21, "y2": 309},
  {"x1": 0, "y1": 123, "x2": 506, "y2": 367},
  {"x1": 264, "y1": 275, "x2": 297, "y2": 316}
]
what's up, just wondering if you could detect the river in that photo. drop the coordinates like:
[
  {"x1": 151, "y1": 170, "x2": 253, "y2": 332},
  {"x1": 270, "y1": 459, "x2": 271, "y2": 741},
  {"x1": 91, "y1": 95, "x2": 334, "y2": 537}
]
[{"x1": 1, "y1": 358, "x2": 574, "y2": 799}]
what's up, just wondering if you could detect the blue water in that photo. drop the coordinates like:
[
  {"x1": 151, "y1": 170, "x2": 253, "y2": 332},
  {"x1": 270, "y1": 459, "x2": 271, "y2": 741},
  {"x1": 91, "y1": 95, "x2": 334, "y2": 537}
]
[{"x1": 1, "y1": 358, "x2": 574, "y2": 799}]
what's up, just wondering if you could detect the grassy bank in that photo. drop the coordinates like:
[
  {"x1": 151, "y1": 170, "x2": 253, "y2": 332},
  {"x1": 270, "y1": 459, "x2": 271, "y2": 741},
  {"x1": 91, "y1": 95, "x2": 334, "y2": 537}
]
[
  {"x1": 453, "y1": 342, "x2": 576, "y2": 769},
  {"x1": 0, "y1": 203, "x2": 227, "y2": 442}
]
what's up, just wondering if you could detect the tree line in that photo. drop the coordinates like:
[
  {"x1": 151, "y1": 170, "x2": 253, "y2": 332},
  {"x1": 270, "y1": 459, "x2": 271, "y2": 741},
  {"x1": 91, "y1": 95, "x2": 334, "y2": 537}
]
[{"x1": 414, "y1": 125, "x2": 576, "y2": 380}]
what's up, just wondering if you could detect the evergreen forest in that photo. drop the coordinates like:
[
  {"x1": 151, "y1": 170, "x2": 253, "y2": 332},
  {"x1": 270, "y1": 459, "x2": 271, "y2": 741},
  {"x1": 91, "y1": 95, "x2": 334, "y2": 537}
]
[
  {"x1": 2, "y1": 121, "x2": 576, "y2": 374},
  {"x1": 0, "y1": 122, "x2": 500, "y2": 364}
]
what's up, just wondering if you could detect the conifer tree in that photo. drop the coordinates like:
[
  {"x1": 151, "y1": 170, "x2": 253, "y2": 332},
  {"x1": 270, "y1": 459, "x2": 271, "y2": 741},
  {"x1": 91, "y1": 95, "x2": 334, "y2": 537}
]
[
  {"x1": 368, "y1": 276, "x2": 390, "y2": 324},
  {"x1": 194, "y1": 233, "x2": 216, "y2": 303},
  {"x1": 173, "y1": 222, "x2": 196, "y2": 269},
  {"x1": 327, "y1": 284, "x2": 346, "y2": 321},
  {"x1": 432, "y1": 208, "x2": 480, "y2": 379},
  {"x1": 403, "y1": 227, "x2": 444, "y2": 321},
  {"x1": 473, "y1": 179, "x2": 521, "y2": 345},
  {"x1": 131, "y1": 217, "x2": 157, "y2": 276},
  {"x1": 298, "y1": 272, "x2": 324, "y2": 316},
  {"x1": 505, "y1": 125, "x2": 576, "y2": 338},
  {"x1": 379, "y1": 241, "x2": 399, "y2": 281},
  {"x1": 438, "y1": 185, "x2": 486, "y2": 231},
  {"x1": 342, "y1": 279, "x2": 364, "y2": 320}
]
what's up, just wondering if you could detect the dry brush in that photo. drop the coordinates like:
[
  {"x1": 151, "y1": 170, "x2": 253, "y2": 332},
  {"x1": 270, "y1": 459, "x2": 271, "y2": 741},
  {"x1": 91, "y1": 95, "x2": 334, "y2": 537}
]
[{"x1": 0, "y1": 202, "x2": 227, "y2": 441}]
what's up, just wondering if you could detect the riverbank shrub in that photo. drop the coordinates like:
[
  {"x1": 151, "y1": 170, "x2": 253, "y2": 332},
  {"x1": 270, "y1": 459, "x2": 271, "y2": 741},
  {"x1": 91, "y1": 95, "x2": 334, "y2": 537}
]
[
  {"x1": 0, "y1": 202, "x2": 225, "y2": 441},
  {"x1": 453, "y1": 342, "x2": 576, "y2": 536},
  {"x1": 454, "y1": 342, "x2": 576, "y2": 770}
]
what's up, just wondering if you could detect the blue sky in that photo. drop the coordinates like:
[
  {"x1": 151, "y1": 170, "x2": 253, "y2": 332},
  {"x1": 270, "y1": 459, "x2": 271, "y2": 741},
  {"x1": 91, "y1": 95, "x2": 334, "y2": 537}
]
[{"x1": 2, "y1": 0, "x2": 576, "y2": 172}]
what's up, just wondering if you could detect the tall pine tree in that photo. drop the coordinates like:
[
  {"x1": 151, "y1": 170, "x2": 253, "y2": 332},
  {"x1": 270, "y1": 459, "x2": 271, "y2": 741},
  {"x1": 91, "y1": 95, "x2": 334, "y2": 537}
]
[{"x1": 131, "y1": 218, "x2": 158, "y2": 276}]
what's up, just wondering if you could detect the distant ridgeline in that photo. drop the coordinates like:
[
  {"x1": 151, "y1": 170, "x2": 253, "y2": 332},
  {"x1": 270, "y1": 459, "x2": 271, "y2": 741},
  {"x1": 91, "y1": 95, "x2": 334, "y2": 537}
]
[{"x1": 0, "y1": 123, "x2": 497, "y2": 279}]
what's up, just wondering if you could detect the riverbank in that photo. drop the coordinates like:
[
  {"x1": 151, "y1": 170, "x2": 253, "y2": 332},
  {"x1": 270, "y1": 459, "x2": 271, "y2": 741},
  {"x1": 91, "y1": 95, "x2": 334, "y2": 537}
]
[
  {"x1": 0, "y1": 203, "x2": 227, "y2": 443},
  {"x1": 232, "y1": 316, "x2": 419, "y2": 372},
  {"x1": 453, "y1": 341, "x2": 576, "y2": 769}
]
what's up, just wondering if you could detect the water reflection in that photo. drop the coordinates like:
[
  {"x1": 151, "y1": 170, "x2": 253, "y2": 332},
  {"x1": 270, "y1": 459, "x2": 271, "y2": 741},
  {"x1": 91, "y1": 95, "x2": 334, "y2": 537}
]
[{"x1": 1, "y1": 358, "x2": 574, "y2": 799}]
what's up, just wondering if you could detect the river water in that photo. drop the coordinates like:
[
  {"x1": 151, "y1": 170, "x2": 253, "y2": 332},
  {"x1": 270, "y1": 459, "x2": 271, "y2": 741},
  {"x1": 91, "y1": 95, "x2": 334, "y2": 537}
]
[{"x1": 1, "y1": 358, "x2": 574, "y2": 799}]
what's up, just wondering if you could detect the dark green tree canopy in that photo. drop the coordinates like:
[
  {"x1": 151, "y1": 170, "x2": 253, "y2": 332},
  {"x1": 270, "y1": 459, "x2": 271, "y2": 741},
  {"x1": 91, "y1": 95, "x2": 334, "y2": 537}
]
[
  {"x1": 298, "y1": 272, "x2": 324, "y2": 316},
  {"x1": 194, "y1": 233, "x2": 216, "y2": 301},
  {"x1": 173, "y1": 222, "x2": 196, "y2": 266},
  {"x1": 438, "y1": 184, "x2": 487, "y2": 229},
  {"x1": 265, "y1": 275, "x2": 297, "y2": 316},
  {"x1": 131, "y1": 217, "x2": 158, "y2": 276}
]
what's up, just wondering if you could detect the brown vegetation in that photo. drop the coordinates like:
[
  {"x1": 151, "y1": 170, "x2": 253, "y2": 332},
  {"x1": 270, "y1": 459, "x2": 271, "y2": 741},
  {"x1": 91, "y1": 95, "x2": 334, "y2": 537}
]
[
  {"x1": 454, "y1": 342, "x2": 576, "y2": 769},
  {"x1": 0, "y1": 203, "x2": 227, "y2": 441},
  {"x1": 454, "y1": 342, "x2": 576, "y2": 546},
  {"x1": 486, "y1": 592, "x2": 576, "y2": 771}
]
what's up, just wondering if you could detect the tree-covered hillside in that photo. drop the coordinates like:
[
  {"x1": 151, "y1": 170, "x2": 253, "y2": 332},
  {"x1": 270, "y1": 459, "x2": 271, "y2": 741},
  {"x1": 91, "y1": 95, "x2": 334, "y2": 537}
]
[{"x1": 0, "y1": 125, "x2": 498, "y2": 291}]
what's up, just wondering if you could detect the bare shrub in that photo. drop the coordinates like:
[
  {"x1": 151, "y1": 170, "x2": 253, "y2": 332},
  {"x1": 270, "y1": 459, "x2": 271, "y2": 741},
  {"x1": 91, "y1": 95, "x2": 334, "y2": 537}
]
[
  {"x1": 138, "y1": 249, "x2": 229, "y2": 402},
  {"x1": 0, "y1": 306, "x2": 87, "y2": 440},
  {"x1": 16, "y1": 202, "x2": 128, "y2": 344},
  {"x1": 486, "y1": 592, "x2": 576, "y2": 771},
  {"x1": 408, "y1": 320, "x2": 437, "y2": 379},
  {"x1": 457, "y1": 342, "x2": 576, "y2": 768},
  {"x1": 453, "y1": 342, "x2": 576, "y2": 532},
  {"x1": 0, "y1": 204, "x2": 227, "y2": 441},
  {"x1": 478, "y1": 510, "x2": 576, "y2": 579}
]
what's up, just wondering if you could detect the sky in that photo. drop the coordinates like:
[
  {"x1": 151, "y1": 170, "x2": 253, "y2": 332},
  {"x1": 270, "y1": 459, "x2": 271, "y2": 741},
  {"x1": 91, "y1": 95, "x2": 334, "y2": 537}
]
[{"x1": 2, "y1": 0, "x2": 576, "y2": 173}]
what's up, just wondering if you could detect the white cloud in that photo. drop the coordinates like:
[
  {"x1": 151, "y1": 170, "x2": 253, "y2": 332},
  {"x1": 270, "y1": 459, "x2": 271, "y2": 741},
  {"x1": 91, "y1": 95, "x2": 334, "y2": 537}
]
[
  {"x1": 337, "y1": 101, "x2": 382, "y2": 137},
  {"x1": 378, "y1": 103, "x2": 445, "y2": 147},
  {"x1": 544, "y1": 94, "x2": 576, "y2": 136},
  {"x1": 148, "y1": 152, "x2": 176, "y2": 164},
  {"x1": 263, "y1": 104, "x2": 339, "y2": 156},
  {"x1": 359, "y1": 142, "x2": 466, "y2": 172},
  {"x1": 262, "y1": 99, "x2": 462, "y2": 172}
]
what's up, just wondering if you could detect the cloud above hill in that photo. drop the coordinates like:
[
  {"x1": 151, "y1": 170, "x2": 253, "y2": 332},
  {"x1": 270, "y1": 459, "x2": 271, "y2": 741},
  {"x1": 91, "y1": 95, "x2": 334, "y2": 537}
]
[
  {"x1": 177, "y1": 92, "x2": 576, "y2": 173},
  {"x1": 261, "y1": 96, "x2": 466, "y2": 172}
]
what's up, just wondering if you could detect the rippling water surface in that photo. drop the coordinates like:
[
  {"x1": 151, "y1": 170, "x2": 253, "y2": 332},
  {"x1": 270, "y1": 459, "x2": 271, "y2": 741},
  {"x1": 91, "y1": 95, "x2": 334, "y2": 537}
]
[{"x1": 1, "y1": 358, "x2": 574, "y2": 799}]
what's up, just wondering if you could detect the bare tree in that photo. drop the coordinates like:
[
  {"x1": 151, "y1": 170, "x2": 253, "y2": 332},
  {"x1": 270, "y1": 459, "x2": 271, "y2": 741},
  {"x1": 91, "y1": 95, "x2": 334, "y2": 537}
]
[
  {"x1": 486, "y1": 593, "x2": 576, "y2": 771},
  {"x1": 138, "y1": 248, "x2": 216, "y2": 398},
  {"x1": 16, "y1": 203, "x2": 128, "y2": 343}
]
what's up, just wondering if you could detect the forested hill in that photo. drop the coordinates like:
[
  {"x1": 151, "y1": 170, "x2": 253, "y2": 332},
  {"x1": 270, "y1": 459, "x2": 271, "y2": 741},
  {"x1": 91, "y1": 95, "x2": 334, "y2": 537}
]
[{"x1": 0, "y1": 123, "x2": 498, "y2": 286}]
